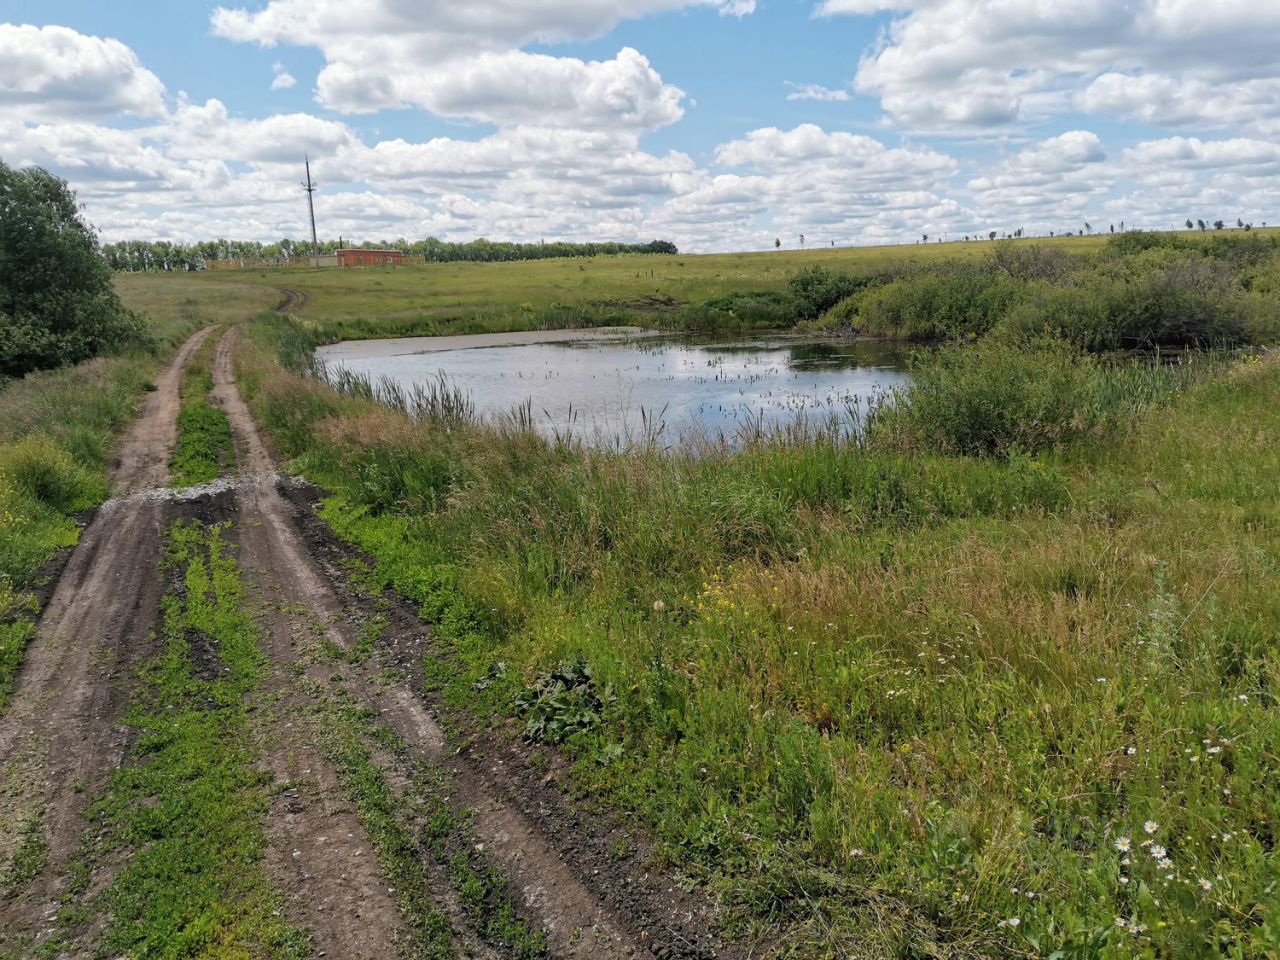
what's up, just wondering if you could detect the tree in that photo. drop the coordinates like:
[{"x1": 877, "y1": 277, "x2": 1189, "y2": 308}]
[
  {"x1": 988, "y1": 230, "x2": 997, "y2": 241},
  {"x1": 0, "y1": 161, "x2": 141, "y2": 378},
  {"x1": 1213, "y1": 220, "x2": 1225, "y2": 231},
  {"x1": 799, "y1": 233, "x2": 805, "y2": 248},
  {"x1": 1084, "y1": 222, "x2": 1092, "y2": 234},
  {"x1": 1197, "y1": 219, "x2": 1206, "y2": 231},
  {"x1": 1237, "y1": 218, "x2": 1245, "y2": 229},
  {"x1": 1186, "y1": 219, "x2": 1194, "y2": 230},
  {"x1": 923, "y1": 234, "x2": 929, "y2": 244}
]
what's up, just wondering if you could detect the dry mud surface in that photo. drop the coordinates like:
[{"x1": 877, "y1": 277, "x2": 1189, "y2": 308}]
[{"x1": 1, "y1": 322, "x2": 737, "y2": 959}]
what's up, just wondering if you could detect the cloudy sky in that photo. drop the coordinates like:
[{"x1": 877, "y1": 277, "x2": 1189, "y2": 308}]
[{"x1": 2, "y1": 1, "x2": 1278, "y2": 251}]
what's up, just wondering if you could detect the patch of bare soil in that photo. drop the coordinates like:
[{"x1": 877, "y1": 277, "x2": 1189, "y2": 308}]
[
  {"x1": 0, "y1": 326, "x2": 217, "y2": 953},
  {"x1": 213, "y1": 326, "x2": 737, "y2": 959}
]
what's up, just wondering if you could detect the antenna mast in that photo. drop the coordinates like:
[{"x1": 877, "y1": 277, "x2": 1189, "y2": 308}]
[{"x1": 302, "y1": 156, "x2": 319, "y2": 261}]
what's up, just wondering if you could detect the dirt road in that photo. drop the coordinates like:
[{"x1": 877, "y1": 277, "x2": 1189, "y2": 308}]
[
  {"x1": 211, "y1": 326, "x2": 655, "y2": 958},
  {"x1": 2, "y1": 320, "x2": 731, "y2": 958},
  {"x1": 0, "y1": 326, "x2": 216, "y2": 947}
]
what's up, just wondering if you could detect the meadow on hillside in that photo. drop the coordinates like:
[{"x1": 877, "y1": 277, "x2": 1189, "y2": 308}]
[{"x1": 176, "y1": 231, "x2": 1280, "y2": 956}]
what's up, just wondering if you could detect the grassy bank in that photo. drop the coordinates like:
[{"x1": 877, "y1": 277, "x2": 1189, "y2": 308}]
[
  {"x1": 120, "y1": 230, "x2": 1280, "y2": 349},
  {"x1": 236, "y1": 305, "x2": 1279, "y2": 957},
  {"x1": 118, "y1": 234, "x2": 1105, "y2": 340},
  {"x1": 46, "y1": 520, "x2": 305, "y2": 957}
]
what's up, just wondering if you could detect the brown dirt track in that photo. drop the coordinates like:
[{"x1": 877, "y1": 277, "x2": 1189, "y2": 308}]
[{"x1": 0, "y1": 326, "x2": 215, "y2": 949}]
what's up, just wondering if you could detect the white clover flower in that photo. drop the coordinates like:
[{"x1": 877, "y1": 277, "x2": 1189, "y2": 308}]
[
  {"x1": 1144, "y1": 820, "x2": 1159, "y2": 835},
  {"x1": 1115, "y1": 837, "x2": 1132, "y2": 852}
]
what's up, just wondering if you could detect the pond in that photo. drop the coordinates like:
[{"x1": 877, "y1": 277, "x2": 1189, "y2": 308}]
[{"x1": 316, "y1": 328, "x2": 912, "y2": 447}]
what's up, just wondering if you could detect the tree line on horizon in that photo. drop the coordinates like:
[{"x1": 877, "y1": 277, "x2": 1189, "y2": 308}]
[{"x1": 100, "y1": 236, "x2": 680, "y2": 272}]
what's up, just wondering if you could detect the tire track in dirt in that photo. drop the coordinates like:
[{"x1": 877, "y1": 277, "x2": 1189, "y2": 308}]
[
  {"x1": 0, "y1": 326, "x2": 216, "y2": 950},
  {"x1": 212, "y1": 326, "x2": 652, "y2": 958},
  {"x1": 209, "y1": 329, "x2": 464, "y2": 960},
  {"x1": 276, "y1": 287, "x2": 309, "y2": 313}
]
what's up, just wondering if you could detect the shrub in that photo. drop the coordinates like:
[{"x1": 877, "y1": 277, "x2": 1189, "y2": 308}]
[
  {"x1": 1103, "y1": 230, "x2": 1187, "y2": 258},
  {"x1": 786, "y1": 266, "x2": 872, "y2": 322},
  {"x1": 0, "y1": 161, "x2": 143, "y2": 377},
  {"x1": 852, "y1": 267, "x2": 1030, "y2": 340},
  {"x1": 885, "y1": 341, "x2": 1106, "y2": 456},
  {"x1": 0, "y1": 435, "x2": 100, "y2": 513},
  {"x1": 679, "y1": 290, "x2": 796, "y2": 331},
  {"x1": 996, "y1": 253, "x2": 1256, "y2": 349}
]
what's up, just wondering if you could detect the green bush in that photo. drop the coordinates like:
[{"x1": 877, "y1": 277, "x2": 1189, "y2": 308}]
[
  {"x1": 886, "y1": 341, "x2": 1107, "y2": 455},
  {"x1": 0, "y1": 434, "x2": 100, "y2": 513},
  {"x1": 678, "y1": 290, "x2": 796, "y2": 331},
  {"x1": 995, "y1": 253, "x2": 1259, "y2": 349},
  {"x1": 0, "y1": 161, "x2": 143, "y2": 377},
  {"x1": 786, "y1": 266, "x2": 871, "y2": 322},
  {"x1": 849, "y1": 267, "x2": 1030, "y2": 340}
]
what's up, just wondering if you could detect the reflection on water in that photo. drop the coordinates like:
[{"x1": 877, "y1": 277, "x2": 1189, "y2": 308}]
[{"x1": 320, "y1": 332, "x2": 911, "y2": 447}]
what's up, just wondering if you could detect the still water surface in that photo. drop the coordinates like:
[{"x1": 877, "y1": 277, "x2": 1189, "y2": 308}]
[{"x1": 317, "y1": 329, "x2": 911, "y2": 446}]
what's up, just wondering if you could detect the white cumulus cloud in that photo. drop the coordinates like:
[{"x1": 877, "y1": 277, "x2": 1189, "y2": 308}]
[{"x1": 0, "y1": 23, "x2": 166, "y2": 120}]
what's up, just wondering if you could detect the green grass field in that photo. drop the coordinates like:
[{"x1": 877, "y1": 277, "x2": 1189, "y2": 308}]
[
  {"x1": 116, "y1": 234, "x2": 1113, "y2": 334},
  {"x1": 106, "y1": 232, "x2": 1280, "y2": 956}
]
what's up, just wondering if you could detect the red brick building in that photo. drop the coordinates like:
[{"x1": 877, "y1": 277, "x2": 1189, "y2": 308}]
[{"x1": 336, "y1": 248, "x2": 404, "y2": 267}]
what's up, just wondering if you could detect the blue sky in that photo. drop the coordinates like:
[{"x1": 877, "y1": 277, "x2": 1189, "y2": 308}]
[{"x1": 2, "y1": 1, "x2": 1278, "y2": 250}]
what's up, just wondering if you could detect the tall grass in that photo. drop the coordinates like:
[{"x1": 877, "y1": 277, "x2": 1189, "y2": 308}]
[{"x1": 235, "y1": 308, "x2": 1279, "y2": 957}]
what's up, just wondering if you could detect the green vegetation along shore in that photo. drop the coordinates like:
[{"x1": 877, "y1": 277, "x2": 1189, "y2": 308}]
[{"x1": 226, "y1": 227, "x2": 1279, "y2": 957}]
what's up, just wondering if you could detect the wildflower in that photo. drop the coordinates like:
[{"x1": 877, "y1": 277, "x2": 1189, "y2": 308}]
[
  {"x1": 1150, "y1": 845, "x2": 1167, "y2": 860},
  {"x1": 1199, "y1": 878, "x2": 1213, "y2": 891},
  {"x1": 1115, "y1": 917, "x2": 1128, "y2": 929},
  {"x1": 1236, "y1": 694, "x2": 1248, "y2": 703},
  {"x1": 652, "y1": 600, "x2": 666, "y2": 613},
  {"x1": 1115, "y1": 837, "x2": 1132, "y2": 852},
  {"x1": 1119, "y1": 876, "x2": 1129, "y2": 885},
  {"x1": 850, "y1": 848, "x2": 864, "y2": 858},
  {"x1": 997, "y1": 917, "x2": 1020, "y2": 929},
  {"x1": 1127, "y1": 746, "x2": 1138, "y2": 755},
  {"x1": 1158, "y1": 858, "x2": 1173, "y2": 870},
  {"x1": 1207, "y1": 746, "x2": 1222, "y2": 754},
  {"x1": 1144, "y1": 820, "x2": 1159, "y2": 835}
]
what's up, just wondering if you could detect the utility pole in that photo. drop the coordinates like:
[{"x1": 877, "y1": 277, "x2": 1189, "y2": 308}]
[{"x1": 302, "y1": 156, "x2": 319, "y2": 263}]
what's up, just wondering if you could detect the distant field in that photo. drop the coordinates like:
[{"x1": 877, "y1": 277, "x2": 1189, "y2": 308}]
[{"x1": 117, "y1": 233, "x2": 1115, "y2": 331}]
